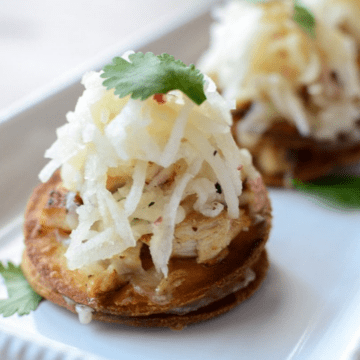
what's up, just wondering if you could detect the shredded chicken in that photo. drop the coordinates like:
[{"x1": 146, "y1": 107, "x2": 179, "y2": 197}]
[{"x1": 38, "y1": 58, "x2": 263, "y2": 277}]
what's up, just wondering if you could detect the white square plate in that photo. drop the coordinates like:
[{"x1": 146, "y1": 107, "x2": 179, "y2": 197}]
[{"x1": 1, "y1": 4, "x2": 360, "y2": 360}]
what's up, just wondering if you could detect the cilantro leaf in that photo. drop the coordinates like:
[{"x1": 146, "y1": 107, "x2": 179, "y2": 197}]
[
  {"x1": 0, "y1": 262, "x2": 42, "y2": 317},
  {"x1": 244, "y1": 0, "x2": 316, "y2": 38},
  {"x1": 101, "y1": 52, "x2": 207, "y2": 105},
  {"x1": 292, "y1": 175, "x2": 360, "y2": 209},
  {"x1": 293, "y1": 1, "x2": 316, "y2": 38}
]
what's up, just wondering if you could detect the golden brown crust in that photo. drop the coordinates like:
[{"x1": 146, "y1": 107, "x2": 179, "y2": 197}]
[
  {"x1": 22, "y1": 172, "x2": 271, "y2": 329},
  {"x1": 22, "y1": 249, "x2": 268, "y2": 330},
  {"x1": 232, "y1": 115, "x2": 360, "y2": 187}
]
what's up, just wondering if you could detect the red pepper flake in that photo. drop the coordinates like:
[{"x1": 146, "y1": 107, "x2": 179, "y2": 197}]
[
  {"x1": 153, "y1": 93, "x2": 166, "y2": 104},
  {"x1": 248, "y1": 176, "x2": 270, "y2": 212},
  {"x1": 154, "y1": 216, "x2": 163, "y2": 226},
  {"x1": 237, "y1": 165, "x2": 243, "y2": 171}
]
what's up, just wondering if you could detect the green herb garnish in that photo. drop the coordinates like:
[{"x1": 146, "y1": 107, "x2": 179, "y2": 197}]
[
  {"x1": 101, "y1": 52, "x2": 207, "y2": 105},
  {"x1": 293, "y1": 0, "x2": 316, "y2": 38},
  {"x1": 292, "y1": 175, "x2": 360, "y2": 209},
  {"x1": 0, "y1": 262, "x2": 42, "y2": 317},
  {"x1": 244, "y1": 0, "x2": 316, "y2": 38}
]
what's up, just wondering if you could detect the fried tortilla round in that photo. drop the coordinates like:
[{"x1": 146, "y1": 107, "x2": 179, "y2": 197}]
[
  {"x1": 22, "y1": 172, "x2": 271, "y2": 330},
  {"x1": 232, "y1": 113, "x2": 360, "y2": 187}
]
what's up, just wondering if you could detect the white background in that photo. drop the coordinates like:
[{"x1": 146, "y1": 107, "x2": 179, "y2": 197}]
[{"x1": 0, "y1": 0, "x2": 214, "y2": 114}]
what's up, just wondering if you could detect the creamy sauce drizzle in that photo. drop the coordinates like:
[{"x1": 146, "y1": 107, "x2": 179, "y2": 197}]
[
  {"x1": 75, "y1": 304, "x2": 94, "y2": 324},
  {"x1": 62, "y1": 295, "x2": 94, "y2": 324}
]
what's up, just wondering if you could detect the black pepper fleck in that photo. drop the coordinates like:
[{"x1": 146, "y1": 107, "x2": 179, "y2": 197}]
[
  {"x1": 330, "y1": 70, "x2": 340, "y2": 85},
  {"x1": 337, "y1": 131, "x2": 349, "y2": 142},
  {"x1": 215, "y1": 182, "x2": 222, "y2": 194}
]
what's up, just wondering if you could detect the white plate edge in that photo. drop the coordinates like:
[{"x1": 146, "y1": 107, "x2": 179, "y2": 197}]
[{"x1": 0, "y1": 321, "x2": 107, "y2": 360}]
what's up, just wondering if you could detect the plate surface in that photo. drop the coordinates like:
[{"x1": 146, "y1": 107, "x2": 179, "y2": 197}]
[{"x1": 1, "y1": 4, "x2": 360, "y2": 360}]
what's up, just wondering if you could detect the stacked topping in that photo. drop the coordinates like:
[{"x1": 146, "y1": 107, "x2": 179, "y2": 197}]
[
  {"x1": 39, "y1": 52, "x2": 261, "y2": 277},
  {"x1": 198, "y1": 0, "x2": 360, "y2": 143}
]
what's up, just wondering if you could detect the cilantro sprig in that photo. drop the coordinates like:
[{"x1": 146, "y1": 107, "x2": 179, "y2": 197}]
[
  {"x1": 292, "y1": 175, "x2": 360, "y2": 210},
  {"x1": 293, "y1": 0, "x2": 316, "y2": 38},
  {"x1": 245, "y1": 0, "x2": 316, "y2": 38},
  {"x1": 101, "y1": 52, "x2": 207, "y2": 105},
  {"x1": 0, "y1": 262, "x2": 42, "y2": 317}
]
